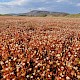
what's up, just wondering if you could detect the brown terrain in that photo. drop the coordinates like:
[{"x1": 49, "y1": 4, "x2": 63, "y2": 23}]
[{"x1": 0, "y1": 16, "x2": 80, "y2": 80}]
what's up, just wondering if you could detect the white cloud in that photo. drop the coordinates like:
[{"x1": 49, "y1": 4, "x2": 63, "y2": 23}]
[
  {"x1": 56, "y1": 0, "x2": 67, "y2": 2},
  {"x1": 0, "y1": 0, "x2": 30, "y2": 14},
  {"x1": 0, "y1": 0, "x2": 28, "y2": 6},
  {"x1": 76, "y1": 3, "x2": 80, "y2": 6},
  {"x1": 37, "y1": 7, "x2": 46, "y2": 10}
]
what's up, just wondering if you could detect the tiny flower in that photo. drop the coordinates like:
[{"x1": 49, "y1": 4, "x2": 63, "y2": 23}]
[{"x1": 26, "y1": 75, "x2": 29, "y2": 78}]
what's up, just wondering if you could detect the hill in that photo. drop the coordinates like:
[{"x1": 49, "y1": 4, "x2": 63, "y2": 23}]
[
  {"x1": 2, "y1": 10, "x2": 80, "y2": 17},
  {"x1": 18, "y1": 10, "x2": 69, "y2": 17}
]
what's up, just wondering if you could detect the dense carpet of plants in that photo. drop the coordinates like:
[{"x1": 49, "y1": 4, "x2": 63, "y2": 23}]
[{"x1": 0, "y1": 17, "x2": 80, "y2": 80}]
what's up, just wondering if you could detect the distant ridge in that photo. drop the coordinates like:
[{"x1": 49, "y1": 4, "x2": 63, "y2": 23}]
[
  {"x1": 0, "y1": 10, "x2": 70, "y2": 17},
  {"x1": 18, "y1": 10, "x2": 69, "y2": 17}
]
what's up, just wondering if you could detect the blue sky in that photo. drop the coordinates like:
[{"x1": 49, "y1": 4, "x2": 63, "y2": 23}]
[{"x1": 0, "y1": 0, "x2": 80, "y2": 14}]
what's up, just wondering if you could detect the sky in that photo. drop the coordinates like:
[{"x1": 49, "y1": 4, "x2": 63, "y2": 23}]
[{"x1": 0, "y1": 0, "x2": 80, "y2": 14}]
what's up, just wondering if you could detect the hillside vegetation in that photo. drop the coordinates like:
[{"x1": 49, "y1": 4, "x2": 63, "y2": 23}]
[{"x1": 66, "y1": 14, "x2": 80, "y2": 18}]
